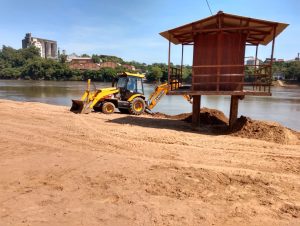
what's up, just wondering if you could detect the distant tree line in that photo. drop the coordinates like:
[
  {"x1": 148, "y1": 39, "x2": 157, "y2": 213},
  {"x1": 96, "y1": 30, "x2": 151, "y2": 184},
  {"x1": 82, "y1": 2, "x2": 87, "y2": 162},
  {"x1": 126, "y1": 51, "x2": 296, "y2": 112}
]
[
  {"x1": 0, "y1": 45, "x2": 194, "y2": 83},
  {"x1": 245, "y1": 61, "x2": 300, "y2": 82},
  {"x1": 0, "y1": 46, "x2": 125, "y2": 81},
  {"x1": 272, "y1": 61, "x2": 300, "y2": 81}
]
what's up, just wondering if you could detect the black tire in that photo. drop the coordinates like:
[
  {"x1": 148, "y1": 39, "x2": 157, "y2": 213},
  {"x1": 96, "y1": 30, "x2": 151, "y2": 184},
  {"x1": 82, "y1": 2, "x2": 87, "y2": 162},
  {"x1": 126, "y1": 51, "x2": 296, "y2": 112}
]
[
  {"x1": 129, "y1": 97, "x2": 145, "y2": 115},
  {"x1": 102, "y1": 102, "x2": 115, "y2": 114},
  {"x1": 119, "y1": 108, "x2": 130, "y2": 114},
  {"x1": 93, "y1": 101, "x2": 103, "y2": 112},
  {"x1": 93, "y1": 105, "x2": 102, "y2": 112}
]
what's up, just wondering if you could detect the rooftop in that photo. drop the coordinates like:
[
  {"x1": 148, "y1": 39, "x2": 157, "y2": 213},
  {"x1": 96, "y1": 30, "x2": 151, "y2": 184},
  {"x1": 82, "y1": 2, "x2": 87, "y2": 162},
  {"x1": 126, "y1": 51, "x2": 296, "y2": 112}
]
[{"x1": 160, "y1": 11, "x2": 288, "y2": 45}]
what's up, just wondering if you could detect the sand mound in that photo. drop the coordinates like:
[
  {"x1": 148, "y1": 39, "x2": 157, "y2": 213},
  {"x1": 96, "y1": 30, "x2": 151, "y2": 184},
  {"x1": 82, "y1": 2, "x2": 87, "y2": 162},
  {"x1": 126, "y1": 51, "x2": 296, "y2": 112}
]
[
  {"x1": 184, "y1": 108, "x2": 228, "y2": 125},
  {"x1": 231, "y1": 116, "x2": 299, "y2": 145},
  {"x1": 152, "y1": 108, "x2": 228, "y2": 126},
  {"x1": 151, "y1": 109, "x2": 299, "y2": 144}
]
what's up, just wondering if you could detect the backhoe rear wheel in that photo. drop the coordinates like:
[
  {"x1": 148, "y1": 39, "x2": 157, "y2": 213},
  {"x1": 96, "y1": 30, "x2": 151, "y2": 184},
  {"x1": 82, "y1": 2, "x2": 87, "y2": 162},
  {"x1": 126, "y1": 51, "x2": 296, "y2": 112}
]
[
  {"x1": 129, "y1": 97, "x2": 145, "y2": 115},
  {"x1": 102, "y1": 102, "x2": 115, "y2": 114}
]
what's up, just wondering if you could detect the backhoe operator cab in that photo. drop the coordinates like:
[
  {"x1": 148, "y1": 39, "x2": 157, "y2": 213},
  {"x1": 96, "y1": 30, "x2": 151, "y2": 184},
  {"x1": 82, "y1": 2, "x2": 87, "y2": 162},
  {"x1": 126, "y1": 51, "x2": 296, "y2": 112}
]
[
  {"x1": 115, "y1": 72, "x2": 145, "y2": 101},
  {"x1": 110, "y1": 72, "x2": 146, "y2": 114}
]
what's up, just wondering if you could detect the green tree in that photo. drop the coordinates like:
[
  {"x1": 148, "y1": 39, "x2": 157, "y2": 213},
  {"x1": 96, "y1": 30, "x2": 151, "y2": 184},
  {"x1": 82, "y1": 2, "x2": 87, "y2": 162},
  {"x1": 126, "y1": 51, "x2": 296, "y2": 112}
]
[
  {"x1": 59, "y1": 53, "x2": 68, "y2": 64},
  {"x1": 0, "y1": 45, "x2": 41, "y2": 79},
  {"x1": 0, "y1": 67, "x2": 21, "y2": 79},
  {"x1": 21, "y1": 58, "x2": 68, "y2": 80},
  {"x1": 20, "y1": 46, "x2": 40, "y2": 60},
  {"x1": 147, "y1": 66, "x2": 163, "y2": 82},
  {"x1": 69, "y1": 69, "x2": 83, "y2": 81},
  {"x1": 98, "y1": 55, "x2": 124, "y2": 64},
  {"x1": 182, "y1": 66, "x2": 192, "y2": 82},
  {"x1": 99, "y1": 68, "x2": 117, "y2": 81},
  {"x1": 151, "y1": 63, "x2": 168, "y2": 82},
  {"x1": 92, "y1": 54, "x2": 101, "y2": 63},
  {"x1": 285, "y1": 61, "x2": 300, "y2": 81}
]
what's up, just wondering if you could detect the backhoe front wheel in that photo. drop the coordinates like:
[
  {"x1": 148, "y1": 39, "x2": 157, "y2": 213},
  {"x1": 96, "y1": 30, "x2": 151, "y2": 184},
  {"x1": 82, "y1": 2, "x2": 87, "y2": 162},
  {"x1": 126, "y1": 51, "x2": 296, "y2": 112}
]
[
  {"x1": 130, "y1": 97, "x2": 145, "y2": 115},
  {"x1": 102, "y1": 102, "x2": 115, "y2": 114}
]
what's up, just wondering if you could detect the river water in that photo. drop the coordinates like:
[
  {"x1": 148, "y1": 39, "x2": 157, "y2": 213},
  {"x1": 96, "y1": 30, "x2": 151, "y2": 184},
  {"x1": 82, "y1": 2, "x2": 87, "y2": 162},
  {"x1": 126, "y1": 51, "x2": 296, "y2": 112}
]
[{"x1": 0, "y1": 80, "x2": 299, "y2": 131}]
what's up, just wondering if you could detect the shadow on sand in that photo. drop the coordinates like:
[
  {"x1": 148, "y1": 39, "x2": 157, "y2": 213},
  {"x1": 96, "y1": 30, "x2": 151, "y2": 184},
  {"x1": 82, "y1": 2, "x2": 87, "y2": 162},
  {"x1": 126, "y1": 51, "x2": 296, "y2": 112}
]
[{"x1": 106, "y1": 115, "x2": 229, "y2": 136}]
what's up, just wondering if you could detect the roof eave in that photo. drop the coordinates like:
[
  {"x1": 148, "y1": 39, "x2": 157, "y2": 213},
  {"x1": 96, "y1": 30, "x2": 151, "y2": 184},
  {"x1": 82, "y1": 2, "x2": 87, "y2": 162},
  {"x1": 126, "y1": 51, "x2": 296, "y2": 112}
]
[{"x1": 159, "y1": 12, "x2": 289, "y2": 46}]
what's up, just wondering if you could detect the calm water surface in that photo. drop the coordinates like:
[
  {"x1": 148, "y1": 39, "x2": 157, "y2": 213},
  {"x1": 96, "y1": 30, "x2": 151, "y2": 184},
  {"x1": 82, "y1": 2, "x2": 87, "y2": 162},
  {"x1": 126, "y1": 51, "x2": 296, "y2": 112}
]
[{"x1": 0, "y1": 80, "x2": 299, "y2": 131}]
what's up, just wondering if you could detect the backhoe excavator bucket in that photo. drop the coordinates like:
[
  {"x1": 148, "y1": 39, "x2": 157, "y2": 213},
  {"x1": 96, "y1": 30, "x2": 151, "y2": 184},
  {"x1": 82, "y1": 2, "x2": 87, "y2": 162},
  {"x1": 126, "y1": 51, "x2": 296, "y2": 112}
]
[
  {"x1": 70, "y1": 79, "x2": 93, "y2": 114},
  {"x1": 70, "y1": 100, "x2": 91, "y2": 114}
]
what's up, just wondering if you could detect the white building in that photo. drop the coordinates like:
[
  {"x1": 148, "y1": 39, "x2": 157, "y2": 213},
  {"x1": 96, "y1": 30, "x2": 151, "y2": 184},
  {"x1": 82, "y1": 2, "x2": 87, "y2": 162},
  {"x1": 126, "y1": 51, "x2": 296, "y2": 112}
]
[
  {"x1": 31, "y1": 38, "x2": 44, "y2": 58},
  {"x1": 246, "y1": 57, "x2": 260, "y2": 67},
  {"x1": 22, "y1": 33, "x2": 57, "y2": 59}
]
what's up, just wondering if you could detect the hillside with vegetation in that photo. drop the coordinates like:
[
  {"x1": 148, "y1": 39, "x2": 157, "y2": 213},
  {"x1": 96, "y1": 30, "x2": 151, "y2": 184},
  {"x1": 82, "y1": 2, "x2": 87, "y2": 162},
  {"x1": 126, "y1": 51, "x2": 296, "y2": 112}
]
[
  {"x1": 0, "y1": 46, "x2": 134, "y2": 82},
  {"x1": 0, "y1": 45, "x2": 299, "y2": 82},
  {"x1": 0, "y1": 46, "x2": 193, "y2": 82}
]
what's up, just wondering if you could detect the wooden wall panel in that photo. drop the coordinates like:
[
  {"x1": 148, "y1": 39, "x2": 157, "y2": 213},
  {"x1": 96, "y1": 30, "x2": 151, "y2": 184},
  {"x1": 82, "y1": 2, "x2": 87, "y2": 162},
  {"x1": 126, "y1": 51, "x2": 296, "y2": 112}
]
[{"x1": 193, "y1": 32, "x2": 246, "y2": 91}]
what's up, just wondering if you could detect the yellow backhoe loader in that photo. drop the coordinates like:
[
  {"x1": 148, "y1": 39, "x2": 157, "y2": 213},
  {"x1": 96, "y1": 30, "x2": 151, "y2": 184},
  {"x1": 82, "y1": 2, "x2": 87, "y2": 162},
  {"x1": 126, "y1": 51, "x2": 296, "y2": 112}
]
[{"x1": 70, "y1": 72, "x2": 191, "y2": 115}]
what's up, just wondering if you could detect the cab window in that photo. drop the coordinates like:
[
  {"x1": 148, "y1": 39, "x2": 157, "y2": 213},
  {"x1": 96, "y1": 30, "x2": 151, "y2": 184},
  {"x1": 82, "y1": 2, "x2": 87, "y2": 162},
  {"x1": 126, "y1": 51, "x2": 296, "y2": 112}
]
[
  {"x1": 127, "y1": 77, "x2": 137, "y2": 92},
  {"x1": 117, "y1": 77, "x2": 127, "y2": 88},
  {"x1": 136, "y1": 78, "x2": 143, "y2": 93}
]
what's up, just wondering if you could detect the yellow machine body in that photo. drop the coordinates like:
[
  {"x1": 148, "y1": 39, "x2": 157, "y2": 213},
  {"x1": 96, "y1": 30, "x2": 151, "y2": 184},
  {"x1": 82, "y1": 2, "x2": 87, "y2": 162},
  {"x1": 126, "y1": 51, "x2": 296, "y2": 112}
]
[
  {"x1": 70, "y1": 79, "x2": 119, "y2": 114},
  {"x1": 70, "y1": 73, "x2": 192, "y2": 114}
]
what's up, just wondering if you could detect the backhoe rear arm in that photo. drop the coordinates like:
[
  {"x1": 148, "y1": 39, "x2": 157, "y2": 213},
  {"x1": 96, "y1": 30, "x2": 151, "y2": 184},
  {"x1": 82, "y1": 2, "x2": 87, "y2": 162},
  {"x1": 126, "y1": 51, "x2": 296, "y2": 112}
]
[
  {"x1": 147, "y1": 83, "x2": 193, "y2": 110},
  {"x1": 147, "y1": 83, "x2": 169, "y2": 110}
]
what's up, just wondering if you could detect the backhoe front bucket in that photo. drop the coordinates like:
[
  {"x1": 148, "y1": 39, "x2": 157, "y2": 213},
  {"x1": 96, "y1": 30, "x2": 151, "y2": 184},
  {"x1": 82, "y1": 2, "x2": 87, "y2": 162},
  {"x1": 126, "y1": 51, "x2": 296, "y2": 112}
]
[{"x1": 70, "y1": 100, "x2": 91, "y2": 114}]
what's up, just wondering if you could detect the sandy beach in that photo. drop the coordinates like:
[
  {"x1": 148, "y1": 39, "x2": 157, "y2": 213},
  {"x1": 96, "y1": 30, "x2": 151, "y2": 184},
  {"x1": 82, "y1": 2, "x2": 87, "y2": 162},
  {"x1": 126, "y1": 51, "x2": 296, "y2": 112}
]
[{"x1": 0, "y1": 99, "x2": 299, "y2": 226}]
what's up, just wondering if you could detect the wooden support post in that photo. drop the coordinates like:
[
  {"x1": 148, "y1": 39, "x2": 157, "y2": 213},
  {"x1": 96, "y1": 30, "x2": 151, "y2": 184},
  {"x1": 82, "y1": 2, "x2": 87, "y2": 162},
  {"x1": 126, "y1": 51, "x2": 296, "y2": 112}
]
[
  {"x1": 192, "y1": 95, "x2": 201, "y2": 128},
  {"x1": 168, "y1": 39, "x2": 171, "y2": 85},
  {"x1": 229, "y1": 95, "x2": 239, "y2": 128},
  {"x1": 181, "y1": 44, "x2": 184, "y2": 82},
  {"x1": 254, "y1": 45, "x2": 258, "y2": 68},
  {"x1": 269, "y1": 25, "x2": 277, "y2": 93}
]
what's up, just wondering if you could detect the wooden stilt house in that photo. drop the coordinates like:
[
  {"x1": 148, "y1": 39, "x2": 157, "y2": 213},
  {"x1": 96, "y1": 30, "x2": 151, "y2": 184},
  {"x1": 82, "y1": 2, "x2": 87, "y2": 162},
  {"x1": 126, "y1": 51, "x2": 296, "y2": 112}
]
[{"x1": 160, "y1": 11, "x2": 288, "y2": 127}]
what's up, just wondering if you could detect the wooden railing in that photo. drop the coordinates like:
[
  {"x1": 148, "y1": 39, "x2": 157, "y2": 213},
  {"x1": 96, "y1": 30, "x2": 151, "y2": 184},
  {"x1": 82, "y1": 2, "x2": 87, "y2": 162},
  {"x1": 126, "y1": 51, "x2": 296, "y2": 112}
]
[
  {"x1": 169, "y1": 67, "x2": 183, "y2": 90},
  {"x1": 189, "y1": 64, "x2": 272, "y2": 92},
  {"x1": 168, "y1": 64, "x2": 272, "y2": 93},
  {"x1": 246, "y1": 64, "x2": 272, "y2": 92}
]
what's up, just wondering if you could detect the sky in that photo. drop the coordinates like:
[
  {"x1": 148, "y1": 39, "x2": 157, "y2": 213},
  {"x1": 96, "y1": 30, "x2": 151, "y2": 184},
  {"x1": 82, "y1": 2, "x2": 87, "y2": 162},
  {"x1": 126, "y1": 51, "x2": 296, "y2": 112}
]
[{"x1": 0, "y1": 0, "x2": 299, "y2": 65}]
